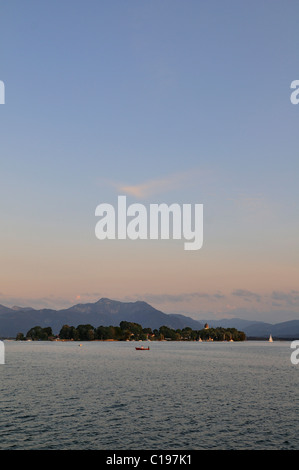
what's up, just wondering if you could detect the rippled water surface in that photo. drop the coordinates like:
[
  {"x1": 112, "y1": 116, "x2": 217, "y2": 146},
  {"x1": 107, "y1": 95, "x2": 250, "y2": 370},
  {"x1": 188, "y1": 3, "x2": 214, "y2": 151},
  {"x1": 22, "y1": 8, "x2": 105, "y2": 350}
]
[{"x1": 0, "y1": 340, "x2": 298, "y2": 450}]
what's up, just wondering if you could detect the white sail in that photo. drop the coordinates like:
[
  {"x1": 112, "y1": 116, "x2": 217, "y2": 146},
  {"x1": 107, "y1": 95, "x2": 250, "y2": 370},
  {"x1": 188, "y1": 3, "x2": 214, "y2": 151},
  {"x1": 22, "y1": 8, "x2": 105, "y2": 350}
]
[{"x1": 269, "y1": 334, "x2": 273, "y2": 342}]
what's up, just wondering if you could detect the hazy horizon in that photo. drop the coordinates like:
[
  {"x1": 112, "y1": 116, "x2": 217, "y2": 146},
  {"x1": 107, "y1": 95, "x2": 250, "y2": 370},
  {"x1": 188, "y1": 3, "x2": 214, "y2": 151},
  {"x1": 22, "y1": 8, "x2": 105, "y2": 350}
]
[{"x1": 1, "y1": 293, "x2": 298, "y2": 325}]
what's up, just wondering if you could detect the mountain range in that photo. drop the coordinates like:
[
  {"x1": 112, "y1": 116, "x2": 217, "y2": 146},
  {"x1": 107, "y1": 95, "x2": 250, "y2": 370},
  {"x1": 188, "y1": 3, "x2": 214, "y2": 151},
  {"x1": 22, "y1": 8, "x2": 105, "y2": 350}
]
[{"x1": 0, "y1": 297, "x2": 298, "y2": 339}]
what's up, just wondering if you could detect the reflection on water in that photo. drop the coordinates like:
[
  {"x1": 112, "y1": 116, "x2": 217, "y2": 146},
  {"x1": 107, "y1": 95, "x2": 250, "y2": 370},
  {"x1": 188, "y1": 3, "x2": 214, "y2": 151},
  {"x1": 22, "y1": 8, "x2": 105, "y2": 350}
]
[{"x1": 0, "y1": 340, "x2": 298, "y2": 449}]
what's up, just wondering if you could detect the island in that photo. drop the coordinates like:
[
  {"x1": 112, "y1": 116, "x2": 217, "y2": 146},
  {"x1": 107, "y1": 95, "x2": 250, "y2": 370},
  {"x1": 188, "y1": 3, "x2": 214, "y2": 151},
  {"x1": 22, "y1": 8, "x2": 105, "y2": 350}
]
[{"x1": 15, "y1": 321, "x2": 246, "y2": 342}]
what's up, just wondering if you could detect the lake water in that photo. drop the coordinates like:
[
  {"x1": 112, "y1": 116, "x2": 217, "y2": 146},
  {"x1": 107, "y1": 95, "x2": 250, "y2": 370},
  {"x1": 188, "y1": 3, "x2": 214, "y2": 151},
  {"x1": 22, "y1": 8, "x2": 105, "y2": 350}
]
[{"x1": 0, "y1": 340, "x2": 298, "y2": 450}]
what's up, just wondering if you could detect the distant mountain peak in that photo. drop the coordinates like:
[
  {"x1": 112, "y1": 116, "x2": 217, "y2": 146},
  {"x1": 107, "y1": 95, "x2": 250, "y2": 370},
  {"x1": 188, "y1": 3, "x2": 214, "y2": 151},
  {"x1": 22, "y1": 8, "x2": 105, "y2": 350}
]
[
  {"x1": 0, "y1": 297, "x2": 298, "y2": 339},
  {"x1": 96, "y1": 297, "x2": 148, "y2": 304},
  {"x1": 95, "y1": 297, "x2": 122, "y2": 305},
  {"x1": 11, "y1": 306, "x2": 34, "y2": 311}
]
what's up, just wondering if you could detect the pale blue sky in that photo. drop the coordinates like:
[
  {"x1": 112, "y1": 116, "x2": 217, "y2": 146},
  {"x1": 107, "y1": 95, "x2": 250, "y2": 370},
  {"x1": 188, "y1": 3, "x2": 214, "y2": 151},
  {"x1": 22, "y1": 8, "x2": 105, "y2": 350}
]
[{"x1": 0, "y1": 1, "x2": 298, "y2": 322}]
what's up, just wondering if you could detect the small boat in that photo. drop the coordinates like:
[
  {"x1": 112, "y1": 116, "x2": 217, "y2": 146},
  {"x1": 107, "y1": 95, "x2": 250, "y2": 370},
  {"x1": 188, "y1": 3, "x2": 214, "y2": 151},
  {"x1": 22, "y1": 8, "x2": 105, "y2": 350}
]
[
  {"x1": 135, "y1": 346, "x2": 150, "y2": 350},
  {"x1": 268, "y1": 334, "x2": 273, "y2": 342}
]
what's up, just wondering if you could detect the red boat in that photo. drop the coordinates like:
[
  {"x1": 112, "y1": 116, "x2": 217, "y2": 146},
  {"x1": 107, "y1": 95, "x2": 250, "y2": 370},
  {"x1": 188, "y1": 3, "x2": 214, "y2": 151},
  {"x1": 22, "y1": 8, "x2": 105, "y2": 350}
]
[{"x1": 135, "y1": 346, "x2": 150, "y2": 350}]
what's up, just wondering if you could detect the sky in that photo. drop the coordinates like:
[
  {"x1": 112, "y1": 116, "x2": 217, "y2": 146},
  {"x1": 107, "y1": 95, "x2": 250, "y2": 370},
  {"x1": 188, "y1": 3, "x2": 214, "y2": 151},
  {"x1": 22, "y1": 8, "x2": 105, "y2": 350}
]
[{"x1": 0, "y1": 0, "x2": 298, "y2": 323}]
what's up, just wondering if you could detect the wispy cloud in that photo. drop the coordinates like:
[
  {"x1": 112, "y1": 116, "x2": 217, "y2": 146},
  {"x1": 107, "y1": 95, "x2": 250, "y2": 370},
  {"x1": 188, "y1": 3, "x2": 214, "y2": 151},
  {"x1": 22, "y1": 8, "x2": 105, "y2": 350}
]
[
  {"x1": 232, "y1": 289, "x2": 261, "y2": 302},
  {"x1": 123, "y1": 291, "x2": 226, "y2": 305},
  {"x1": 0, "y1": 295, "x2": 74, "y2": 310},
  {"x1": 271, "y1": 290, "x2": 299, "y2": 306},
  {"x1": 116, "y1": 169, "x2": 201, "y2": 199}
]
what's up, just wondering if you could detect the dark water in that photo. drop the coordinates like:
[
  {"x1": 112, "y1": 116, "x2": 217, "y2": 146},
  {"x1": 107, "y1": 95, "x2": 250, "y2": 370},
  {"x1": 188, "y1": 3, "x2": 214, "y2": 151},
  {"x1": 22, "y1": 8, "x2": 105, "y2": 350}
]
[{"x1": 0, "y1": 340, "x2": 298, "y2": 450}]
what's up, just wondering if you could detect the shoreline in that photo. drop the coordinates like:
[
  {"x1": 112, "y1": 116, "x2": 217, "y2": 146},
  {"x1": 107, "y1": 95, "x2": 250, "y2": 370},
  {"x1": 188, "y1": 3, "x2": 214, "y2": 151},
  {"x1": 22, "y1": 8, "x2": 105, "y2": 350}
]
[{"x1": 2, "y1": 337, "x2": 296, "y2": 342}]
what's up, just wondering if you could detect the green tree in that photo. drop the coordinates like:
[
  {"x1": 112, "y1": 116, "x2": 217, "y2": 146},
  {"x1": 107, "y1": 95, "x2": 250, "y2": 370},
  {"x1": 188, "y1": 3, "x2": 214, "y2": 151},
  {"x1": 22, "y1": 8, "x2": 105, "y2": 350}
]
[
  {"x1": 159, "y1": 325, "x2": 177, "y2": 340},
  {"x1": 181, "y1": 327, "x2": 193, "y2": 340},
  {"x1": 142, "y1": 327, "x2": 153, "y2": 339},
  {"x1": 76, "y1": 324, "x2": 95, "y2": 341},
  {"x1": 95, "y1": 326, "x2": 110, "y2": 340},
  {"x1": 95, "y1": 325, "x2": 123, "y2": 340},
  {"x1": 43, "y1": 327, "x2": 53, "y2": 338},
  {"x1": 59, "y1": 324, "x2": 79, "y2": 340},
  {"x1": 26, "y1": 326, "x2": 52, "y2": 341},
  {"x1": 120, "y1": 321, "x2": 143, "y2": 340},
  {"x1": 16, "y1": 332, "x2": 25, "y2": 341}
]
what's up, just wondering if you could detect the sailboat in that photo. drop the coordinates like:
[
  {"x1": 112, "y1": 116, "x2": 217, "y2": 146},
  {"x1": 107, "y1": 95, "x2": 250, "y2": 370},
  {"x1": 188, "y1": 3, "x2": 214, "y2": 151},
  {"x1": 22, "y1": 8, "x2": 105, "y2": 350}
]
[{"x1": 268, "y1": 334, "x2": 273, "y2": 342}]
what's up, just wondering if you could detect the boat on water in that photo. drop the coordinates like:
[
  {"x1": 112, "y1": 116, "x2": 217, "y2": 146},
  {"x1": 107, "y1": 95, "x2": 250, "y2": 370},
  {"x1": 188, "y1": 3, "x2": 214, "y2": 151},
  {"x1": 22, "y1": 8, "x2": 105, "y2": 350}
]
[
  {"x1": 269, "y1": 334, "x2": 273, "y2": 342},
  {"x1": 135, "y1": 346, "x2": 150, "y2": 350}
]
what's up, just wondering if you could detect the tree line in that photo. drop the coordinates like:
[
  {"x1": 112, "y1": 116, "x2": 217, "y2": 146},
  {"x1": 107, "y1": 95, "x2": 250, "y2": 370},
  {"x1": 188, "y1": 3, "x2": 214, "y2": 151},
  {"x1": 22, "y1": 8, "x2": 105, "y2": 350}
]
[{"x1": 16, "y1": 321, "x2": 246, "y2": 342}]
